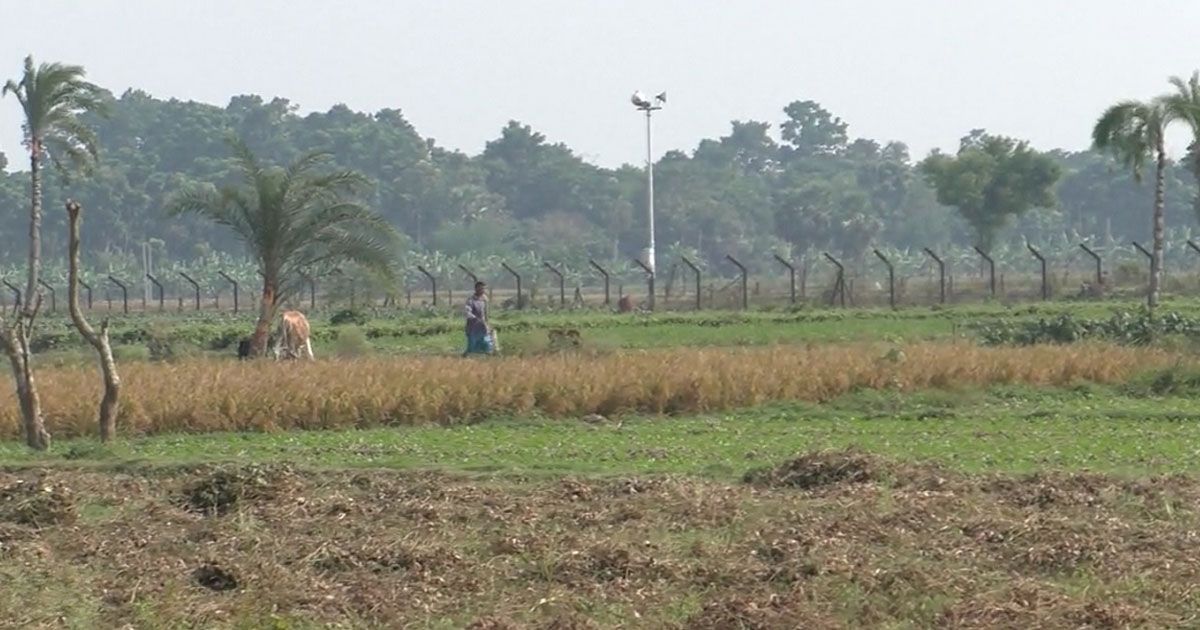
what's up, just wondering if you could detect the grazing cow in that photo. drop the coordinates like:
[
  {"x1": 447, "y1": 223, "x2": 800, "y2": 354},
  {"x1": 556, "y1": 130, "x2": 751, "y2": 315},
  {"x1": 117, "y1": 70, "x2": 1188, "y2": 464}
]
[{"x1": 272, "y1": 310, "x2": 314, "y2": 360}]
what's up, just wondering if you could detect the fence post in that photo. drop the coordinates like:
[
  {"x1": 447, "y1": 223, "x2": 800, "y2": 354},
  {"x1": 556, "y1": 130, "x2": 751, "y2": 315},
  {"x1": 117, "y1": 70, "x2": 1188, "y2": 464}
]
[
  {"x1": 543, "y1": 262, "x2": 566, "y2": 307},
  {"x1": 3, "y1": 280, "x2": 20, "y2": 311},
  {"x1": 680, "y1": 256, "x2": 702, "y2": 310},
  {"x1": 588, "y1": 260, "x2": 610, "y2": 307},
  {"x1": 218, "y1": 271, "x2": 239, "y2": 313},
  {"x1": 772, "y1": 254, "x2": 796, "y2": 305},
  {"x1": 633, "y1": 258, "x2": 655, "y2": 311},
  {"x1": 872, "y1": 249, "x2": 895, "y2": 309},
  {"x1": 922, "y1": 248, "x2": 946, "y2": 304},
  {"x1": 107, "y1": 275, "x2": 129, "y2": 314},
  {"x1": 416, "y1": 265, "x2": 438, "y2": 306},
  {"x1": 823, "y1": 252, "x2": 846, "y2": 307},
  {"x1": 1026, "y1": 243, "x2": 1049, "y2": 301},
  {"x1": 178, "y1": 272, "x2": 201, "y2": 310},
  {"x1": 146, "y1": 273, "x2": 164, "y2": 311},
  {"x1": 1078, "y1": 244, "x2": 1102, "y2": 286},
  {"x1": 36, "y1": 280, "x2": 55, "y2": 314},
  {"x1": 973, "y1": 246, "x2": 996, "y2": 297},
  {"x1": 725, "y1": 255, "x2": 748, "y2": 310},
  {"x1": 501, "y1": 262, "x2": 522, "y2": 309},
  {"x1": 78, "y1": 278, "x2": 92, "y2": 310}
]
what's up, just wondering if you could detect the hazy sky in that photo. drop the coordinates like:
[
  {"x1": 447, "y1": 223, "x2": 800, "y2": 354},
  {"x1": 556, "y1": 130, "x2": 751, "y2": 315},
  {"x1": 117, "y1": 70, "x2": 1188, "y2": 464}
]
[{"x1": 3, "y1": 0, "x2": 1200, "y2": 171}]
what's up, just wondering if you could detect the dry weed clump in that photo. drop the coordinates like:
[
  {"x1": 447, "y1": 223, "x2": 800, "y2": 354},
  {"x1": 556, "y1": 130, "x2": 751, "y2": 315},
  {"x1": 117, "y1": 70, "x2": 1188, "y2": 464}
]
[
  {"x1": 743, "y1": 449, "x2": 879, "y2": 489},
  {"x1": 178, "y1": 463, "x2": 299, "y2": 516},
  {"x1": 0, "y1": 342, "x2": 1178, "y2": 438},
  {"x1": 0, "y1": 474, "x2": 76, "y2": 528}
]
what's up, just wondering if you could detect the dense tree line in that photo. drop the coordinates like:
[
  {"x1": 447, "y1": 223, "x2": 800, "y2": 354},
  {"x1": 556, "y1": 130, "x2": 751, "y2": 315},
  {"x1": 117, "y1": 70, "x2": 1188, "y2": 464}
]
[{"x1": 2, "y1": 88, "x2": 1198, "y2": 278}]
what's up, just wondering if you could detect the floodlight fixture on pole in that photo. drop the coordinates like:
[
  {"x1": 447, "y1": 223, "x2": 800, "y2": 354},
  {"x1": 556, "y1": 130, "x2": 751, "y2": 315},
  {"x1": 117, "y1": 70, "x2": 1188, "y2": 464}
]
[{"x1": 631, "y1": 90, "x2": 665, "y2": 276}]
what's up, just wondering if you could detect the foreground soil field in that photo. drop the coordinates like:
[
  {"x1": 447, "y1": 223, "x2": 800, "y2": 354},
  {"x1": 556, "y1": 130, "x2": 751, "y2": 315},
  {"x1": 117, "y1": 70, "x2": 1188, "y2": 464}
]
[{"x1": 3, "y1": 456, "x2": 1200, "y2": 629}]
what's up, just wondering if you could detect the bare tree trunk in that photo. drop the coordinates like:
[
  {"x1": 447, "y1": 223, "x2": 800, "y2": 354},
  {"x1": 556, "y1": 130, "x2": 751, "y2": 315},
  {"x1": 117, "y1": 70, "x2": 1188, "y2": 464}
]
[
  {"x1": 24, "y1": 145, "x2": 42, "y2": 318},
  {"x1": 250, "y1": 282, "x2": 277, "y2": 357},
  {"x1": 66, "y1": 200, "x2": 121, "y2": 442},
  {"x1": 1150, "y1": 141, "x2": 1166, "y2": 314},
  {"x1": 0, "y1": 143, "x2": 51, "y2": 450},
  {"x1": 0, "y1": 314, "x2": 50, "y2": 450}
]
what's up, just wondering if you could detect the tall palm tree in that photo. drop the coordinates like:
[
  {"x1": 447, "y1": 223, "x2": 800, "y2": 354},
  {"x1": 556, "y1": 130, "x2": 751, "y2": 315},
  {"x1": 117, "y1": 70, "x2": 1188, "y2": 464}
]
[
  {"x1": 1160, "y1": 71, "x2": 1200, "y2": 221},
  {"x1": 1092, "y1": 100, "x2": 1167, "y2": 312},
  {"x1": 0, "y1": 55, "x2": 106, "y2": 451},
  {"x1": 170, "y1": 137, "x2": 398, "y2": 355},
  {"x1": 2, "y1": 55, "x2": 107, "y2": 313}
]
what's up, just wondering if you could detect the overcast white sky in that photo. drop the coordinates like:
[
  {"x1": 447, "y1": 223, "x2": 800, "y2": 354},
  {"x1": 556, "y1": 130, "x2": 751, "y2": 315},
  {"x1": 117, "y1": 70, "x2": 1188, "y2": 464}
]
[{"x1": 2, "y1": 0, "x2": 1200, "y2": 171}]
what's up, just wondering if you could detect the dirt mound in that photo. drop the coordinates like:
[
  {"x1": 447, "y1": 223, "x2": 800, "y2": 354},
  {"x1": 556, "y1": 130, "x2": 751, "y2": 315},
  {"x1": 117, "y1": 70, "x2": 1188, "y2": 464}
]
[
  {"x1": 0, "y1": 476, "x2": 76, "y2": 527},
  {"x1": 743, "y1": 449, "x2": 954, "y2": 492},
  {"x1": 178, "y1": 464, "x2": 298, "y2": 515},
  {"x1": 192, "y1": 562, "x2": 238, "y2": 591},
  {"x1": 743, "y1": 449, "x2": 882, "y2": 489}
]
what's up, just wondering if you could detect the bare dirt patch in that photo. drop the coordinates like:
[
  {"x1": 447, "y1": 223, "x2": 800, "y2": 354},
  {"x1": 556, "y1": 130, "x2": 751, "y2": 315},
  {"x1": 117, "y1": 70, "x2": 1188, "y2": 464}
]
[{"x1": 3, "y1": 459, "x2": 1200, "y2": 627}]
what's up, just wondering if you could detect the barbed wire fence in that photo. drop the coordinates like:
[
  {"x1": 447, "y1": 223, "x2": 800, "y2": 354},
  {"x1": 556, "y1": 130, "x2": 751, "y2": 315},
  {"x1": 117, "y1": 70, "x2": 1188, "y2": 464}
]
[{"x1": 4, "y1": 240, "x2": 1200, "y2": 317}]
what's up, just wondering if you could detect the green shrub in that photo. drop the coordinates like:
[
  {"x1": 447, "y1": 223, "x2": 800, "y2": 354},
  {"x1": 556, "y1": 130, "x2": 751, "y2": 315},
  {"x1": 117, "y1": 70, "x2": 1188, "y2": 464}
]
[
  {"x1": 330, "y1": 308, "x2": 369, "y2": 326},
  {"x1": 974, "y1": 309, "x2": 1200, "y2": 347},
  {"x1": 333, "y1": 327, "x2": 371, "y2": 358},
  {"x1": 1125, "y1": 365, "x2": 1200, "y2": 397}
]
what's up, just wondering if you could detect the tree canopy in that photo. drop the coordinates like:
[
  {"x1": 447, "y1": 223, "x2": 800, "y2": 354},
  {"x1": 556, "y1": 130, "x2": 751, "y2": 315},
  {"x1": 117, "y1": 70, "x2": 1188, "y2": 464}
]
[
  {"x1": 920, "y1": 131, "x2": 1062, "y2": 251},
  {"x1": 1, "y1": 89, "x2": 1197, "y2": 278}
]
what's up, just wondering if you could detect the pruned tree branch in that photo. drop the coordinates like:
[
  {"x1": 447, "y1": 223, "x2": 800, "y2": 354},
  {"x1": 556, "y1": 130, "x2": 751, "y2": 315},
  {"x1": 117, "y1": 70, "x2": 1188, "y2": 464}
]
[{"x1": 66, "y1": 199, "x2": 121, "y2": 441}]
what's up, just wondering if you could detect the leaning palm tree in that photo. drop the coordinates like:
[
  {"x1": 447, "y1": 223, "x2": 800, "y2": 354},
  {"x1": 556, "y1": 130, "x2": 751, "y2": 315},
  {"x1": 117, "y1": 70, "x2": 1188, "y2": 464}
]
[
  {"x1": 169, "y1": 137, "x2": 399, "y2": 356},
  {"x1": 3, "y1": 55, "x2": 106, "y2": 314},
  {"x1": 0, "y1": 55, "x2": 106, "y2": 450},
  {"x1": 1092, "y1": 100, "x2": 1168, "y2": 313},
  {"x1": 1160, "y1": 71, "x2": 1200, "y2": 221}
]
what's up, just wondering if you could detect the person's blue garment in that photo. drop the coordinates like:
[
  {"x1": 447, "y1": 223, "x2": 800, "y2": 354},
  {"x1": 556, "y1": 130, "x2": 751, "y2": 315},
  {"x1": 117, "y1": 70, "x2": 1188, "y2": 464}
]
[{"x1": 464, "y1": 330, "x2": 494, "y2": 355}]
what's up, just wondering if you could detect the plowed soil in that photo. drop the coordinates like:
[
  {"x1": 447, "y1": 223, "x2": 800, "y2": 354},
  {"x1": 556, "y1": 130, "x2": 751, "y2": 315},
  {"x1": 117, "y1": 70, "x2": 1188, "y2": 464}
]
[{"x1": 2, "y1": 452, "x2": 1199, "y2": 628}]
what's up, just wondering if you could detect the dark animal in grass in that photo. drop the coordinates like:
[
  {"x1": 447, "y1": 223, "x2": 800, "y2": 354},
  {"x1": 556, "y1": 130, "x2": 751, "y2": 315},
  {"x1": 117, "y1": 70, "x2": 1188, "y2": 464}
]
[{"x1": 237, "y1": 337, "x2": 253, "y2": 360}]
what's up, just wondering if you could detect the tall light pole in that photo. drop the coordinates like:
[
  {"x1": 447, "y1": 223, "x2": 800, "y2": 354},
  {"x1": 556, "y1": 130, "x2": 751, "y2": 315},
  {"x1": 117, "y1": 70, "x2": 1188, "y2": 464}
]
[{"x1": 631, "y1": 91, "x2": 665, "y2": 282}]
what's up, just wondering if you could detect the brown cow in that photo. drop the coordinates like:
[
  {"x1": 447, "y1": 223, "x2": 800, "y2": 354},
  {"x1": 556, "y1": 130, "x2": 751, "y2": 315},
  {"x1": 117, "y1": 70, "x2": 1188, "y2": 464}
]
[{"x1": 272, "y1": 310, "x2": 314, "y2": 360}]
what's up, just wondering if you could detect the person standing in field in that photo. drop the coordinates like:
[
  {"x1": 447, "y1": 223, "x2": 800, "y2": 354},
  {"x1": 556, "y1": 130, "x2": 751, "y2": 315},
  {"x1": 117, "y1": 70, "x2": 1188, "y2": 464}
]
[{"x1": 463, "y1": 281, "x2": 494, "y2": 356}]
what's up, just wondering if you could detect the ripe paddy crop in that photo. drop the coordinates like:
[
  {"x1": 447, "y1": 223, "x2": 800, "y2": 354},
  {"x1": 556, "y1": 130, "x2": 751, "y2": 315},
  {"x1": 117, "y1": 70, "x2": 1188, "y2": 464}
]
[{"x1": 0, "y1": 342, "x2": 1179, "y2": 439}]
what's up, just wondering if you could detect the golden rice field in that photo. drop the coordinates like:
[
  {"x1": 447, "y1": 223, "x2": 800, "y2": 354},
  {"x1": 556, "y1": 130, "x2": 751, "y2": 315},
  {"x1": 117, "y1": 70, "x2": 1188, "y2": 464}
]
[{"x1": 0, "y1": 343, "x2": 1181, "y2": 439}]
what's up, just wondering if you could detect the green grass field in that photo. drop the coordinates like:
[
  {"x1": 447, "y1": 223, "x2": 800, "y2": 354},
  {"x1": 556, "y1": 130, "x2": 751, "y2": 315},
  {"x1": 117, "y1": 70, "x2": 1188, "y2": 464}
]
[
  {"x1": 4, "y1": 383, "x2": 1199, "y2": 477},
  {"x1": 28, "y1": 296, "x2": 1200, "y2": 363}
]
